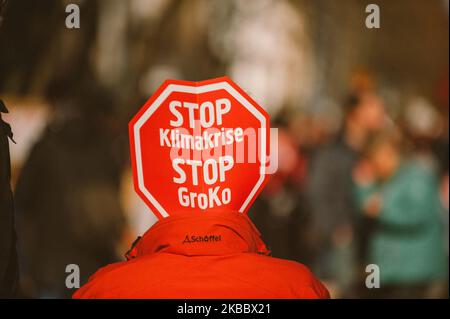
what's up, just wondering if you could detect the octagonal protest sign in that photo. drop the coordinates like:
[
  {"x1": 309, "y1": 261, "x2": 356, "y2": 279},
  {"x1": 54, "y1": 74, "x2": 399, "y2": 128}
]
[{"x1": 129, "y1": 77, "x2": 270, "y2": 219}]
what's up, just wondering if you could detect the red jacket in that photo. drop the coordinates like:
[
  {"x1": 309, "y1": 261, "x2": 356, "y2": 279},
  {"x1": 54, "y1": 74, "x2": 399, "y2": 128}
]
[{"x1": 73, "y1": 212, "x2": 329, "y2": 299}]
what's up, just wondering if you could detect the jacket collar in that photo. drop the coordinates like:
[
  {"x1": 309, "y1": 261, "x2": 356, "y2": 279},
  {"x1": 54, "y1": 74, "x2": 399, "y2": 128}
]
[{"x1": 126, "y1": 211, "x2": 270, "y2": 259}]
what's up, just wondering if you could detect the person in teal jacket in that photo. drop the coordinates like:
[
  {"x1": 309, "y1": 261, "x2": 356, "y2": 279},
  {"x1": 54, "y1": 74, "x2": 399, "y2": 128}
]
[{"x1": 353, "y1": 132, "x2": 447, "y2": 298}]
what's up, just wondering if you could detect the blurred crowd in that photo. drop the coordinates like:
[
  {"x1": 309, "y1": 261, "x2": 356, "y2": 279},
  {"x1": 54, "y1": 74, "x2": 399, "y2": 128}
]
[
  {"x1": 250, "y1": 74, "x2": 449, "y2": 298},
  {"x1": 0, "y1": 0, "x2": 448, "y2": 298}
]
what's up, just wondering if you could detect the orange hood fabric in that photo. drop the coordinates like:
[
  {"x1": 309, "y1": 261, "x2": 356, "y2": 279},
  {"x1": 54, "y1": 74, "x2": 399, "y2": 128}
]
[{"x1": 73, "y1": 212, "x2": 329, "y2": 299}]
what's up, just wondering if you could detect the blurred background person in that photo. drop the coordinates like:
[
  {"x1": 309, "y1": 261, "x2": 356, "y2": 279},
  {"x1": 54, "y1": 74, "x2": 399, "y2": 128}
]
[
  {"x1": 249, "y1": 110, "x2": 313, "y2": 263},
  {"x1": 14, "y1": 75, "x2": 128, "y2": 298},
  {"x1": 306, "y1": 89, "x2": 386, "y2": 297},
  {"x1": 353, "y1": 132, "x2": 448, "y2": 298},
  {"x1": 401, "y1": 89, "x2": 449, "y2": 264}
]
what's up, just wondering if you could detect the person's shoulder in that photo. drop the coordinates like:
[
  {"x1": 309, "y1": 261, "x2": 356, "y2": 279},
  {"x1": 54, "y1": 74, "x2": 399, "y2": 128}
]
[
  {"x1": 311, "y1": 138, "x2": 352, "y2": 166},
  {"x1": 401, "y1": 159, "x2": 437, "y2": 184},
  {"x1": 72, "y1": 259, "x2": 135, "y2": 298},
  {"x1": 254, "y1": 254, "x2": 314, "y2": 280},
  {"x1": 314, "y1": 139, "x2": 341, "y2": 157},
  {"x1": 242, "y1": 254, "x2": 330, "y2": 299},
  {"x1": 73, "y1": 253, "x2": 181, "y2": 298}
]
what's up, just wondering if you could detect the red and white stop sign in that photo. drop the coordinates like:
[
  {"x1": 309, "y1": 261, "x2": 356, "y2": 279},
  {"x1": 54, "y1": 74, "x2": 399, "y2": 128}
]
[{"x1": 129, "y1": 77, "x2": 270, "y2": 219}]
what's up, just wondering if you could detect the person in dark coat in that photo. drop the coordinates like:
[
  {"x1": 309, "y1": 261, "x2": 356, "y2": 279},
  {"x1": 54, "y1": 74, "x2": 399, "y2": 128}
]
[
  {"x1": 14, "y1": 80, "x2": 127, "y2": 298},
  {"x1": 0, "y1": 99, "x2": 19, "y2": 298},
  {"x1": 306, "y1": 92, "x2": 385, "y2": 297},
  {"x1": 0, "y1": 0, "x2": 19, "y2": 298}
]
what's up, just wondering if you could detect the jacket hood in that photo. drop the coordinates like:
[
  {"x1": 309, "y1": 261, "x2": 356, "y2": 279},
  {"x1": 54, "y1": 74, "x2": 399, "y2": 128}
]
[{"x1": 126, "y1": 211, "x2": 270, "y2": 259}]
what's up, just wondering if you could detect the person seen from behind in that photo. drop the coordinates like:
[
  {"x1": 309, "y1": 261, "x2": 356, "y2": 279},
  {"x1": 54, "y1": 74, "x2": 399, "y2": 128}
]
[{"x1": 353, "y1": 132, "x2": 448, "y2": 298}]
